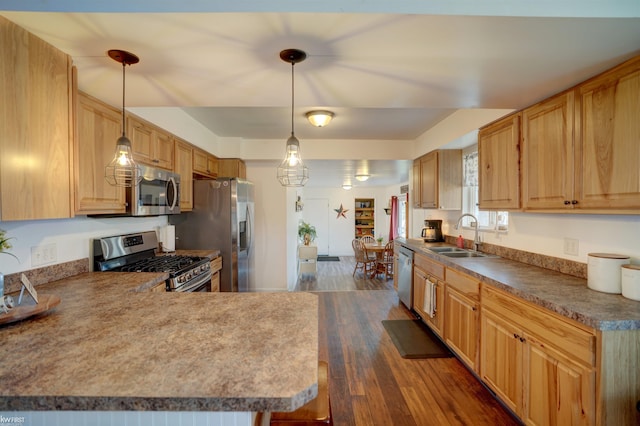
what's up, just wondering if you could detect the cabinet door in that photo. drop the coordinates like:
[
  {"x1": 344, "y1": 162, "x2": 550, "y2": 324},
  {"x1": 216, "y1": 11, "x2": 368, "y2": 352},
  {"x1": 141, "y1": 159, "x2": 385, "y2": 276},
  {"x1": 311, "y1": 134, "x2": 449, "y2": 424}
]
[
  {"x1": 429, "y1": 281, "x2": 445, "y2": 338},
  {"x1": 154, "y1": 129, "x2": 174, "y2": 170},
  {"x1": 75, "y1": 92, "x2": 127, "y2": 214},
  {"x1": 575, "y1": 57, "x2": 640, "y2": 211},
  {"x1": 444, "y1": 286, "x2": 479, "y2": 371},
  {"x1": 420, "y1": 151, "x2": 438, "y2": 208},
  {"x1": 412, "y1": 159, "x2": 421, "y2": 208},
  {"x1": 128, "y1": 116, "x2": 154, "y2": 165},
  {"x1": 480, "y1": 309, "x2": 523, "y2": 414},
  {"x1": 413, "y1": 267, "x2": 428, "y2": 319},
  {"x1": 522, "y1": 92, "x2": 575, "y2": 210},
  {"x1": 524, "y1": 334, "x2": 595, "y2": 426},
  {"x1": 193, "y1": 148, "x2": 218, "y2": 178},
  {"x1": 174, "y1": 138, "x2": 193, "y2": 211},
  {"x1": 478, "y1": 113, "x2": 521, "y2": 210},
  {"x1": 218, "y1": 158, "x2": 246, "y2": 178},
  {"x1": 1, "y1": 18, "x2": 74, "y2": 220}
]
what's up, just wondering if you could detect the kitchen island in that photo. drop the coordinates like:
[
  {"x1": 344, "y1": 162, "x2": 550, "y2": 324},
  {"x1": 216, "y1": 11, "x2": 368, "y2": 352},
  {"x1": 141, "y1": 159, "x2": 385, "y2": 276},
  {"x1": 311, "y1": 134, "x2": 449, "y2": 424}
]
[{"x1": 0, "y1": 271, "x2": 318, "y2": 426}]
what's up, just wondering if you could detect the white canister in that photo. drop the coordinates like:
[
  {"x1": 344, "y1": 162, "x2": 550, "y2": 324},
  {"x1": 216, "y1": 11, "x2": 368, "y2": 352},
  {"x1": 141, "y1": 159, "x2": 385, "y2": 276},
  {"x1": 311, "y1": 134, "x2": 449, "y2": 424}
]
[
  {"x1": 587, "y1": 253, "x2": 630, "y2": 294},
  {"x1": 621, "y1": 264, "x2": 640, "y2": 301}
]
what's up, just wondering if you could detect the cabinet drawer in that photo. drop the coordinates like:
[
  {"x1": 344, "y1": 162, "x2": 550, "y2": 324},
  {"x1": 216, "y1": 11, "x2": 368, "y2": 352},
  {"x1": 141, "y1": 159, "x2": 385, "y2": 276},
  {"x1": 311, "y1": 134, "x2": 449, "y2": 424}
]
[
  {"x1": 482, "y1": 286, "x2": 596, "y2": 366},
  {"x1": 445, "y1": 267, "x2": 479, "y2": 298},
  {"x1": 210, "y1": 256, "x2": 223, "y2": 273},
  {"x1": 211, "y1": 271, "x2": 220, "y2": 292},
  {"x1": 414, "y1": 253, "x2": 445, "y2": 280}
]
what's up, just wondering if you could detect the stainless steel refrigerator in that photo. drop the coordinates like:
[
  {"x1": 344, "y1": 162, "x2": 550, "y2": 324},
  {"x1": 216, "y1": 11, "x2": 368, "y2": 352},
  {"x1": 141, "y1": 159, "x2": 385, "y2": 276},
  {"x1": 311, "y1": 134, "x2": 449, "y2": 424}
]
[{"x1": 170, "y1": 178, "x2": 254, "y2": 292}]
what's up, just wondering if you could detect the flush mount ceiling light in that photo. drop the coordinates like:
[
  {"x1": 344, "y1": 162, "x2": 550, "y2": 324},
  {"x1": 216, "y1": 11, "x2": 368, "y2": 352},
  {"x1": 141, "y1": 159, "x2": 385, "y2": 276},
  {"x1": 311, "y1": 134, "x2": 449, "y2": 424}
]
[
  {"x1": 105, "y1": 49, "x2": 142, "y2": 187},
  {"x1": 355, "y1": 174, "x2": 370, "y2": 182},
  {"x1": 306, "y1": 110, "x2": 334, "y2": 127},
  {"x1": 342, "y1": 183, "x2": 352, "y2": 190},
  {"x1": 277, "y1": 49, "x2": 309, "y2": 187}
]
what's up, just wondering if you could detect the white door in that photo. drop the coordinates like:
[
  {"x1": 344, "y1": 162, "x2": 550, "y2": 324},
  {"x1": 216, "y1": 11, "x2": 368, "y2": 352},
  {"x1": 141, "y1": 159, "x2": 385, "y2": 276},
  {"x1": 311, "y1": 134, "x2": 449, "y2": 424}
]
[{"x1": 304, "y1": 198, "x2": 330, "y2": 255}]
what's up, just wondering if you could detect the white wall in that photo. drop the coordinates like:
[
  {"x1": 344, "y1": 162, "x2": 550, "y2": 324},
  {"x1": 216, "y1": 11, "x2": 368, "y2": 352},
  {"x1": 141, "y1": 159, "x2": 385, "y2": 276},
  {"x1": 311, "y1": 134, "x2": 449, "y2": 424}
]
[
  {"x1": 301, "y1": 184, "x2": 406, "y2": 256},
  {"x1": 0, "y1": 216, "x2": 167, "y2": 275}
]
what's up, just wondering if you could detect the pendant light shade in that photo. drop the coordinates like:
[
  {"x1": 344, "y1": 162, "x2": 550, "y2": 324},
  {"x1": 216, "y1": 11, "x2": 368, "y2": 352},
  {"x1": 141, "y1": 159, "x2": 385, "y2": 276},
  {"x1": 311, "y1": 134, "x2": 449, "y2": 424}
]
[
  {"x1": 105, "y1": 49, "x2": 142, "y2": 188},
  {"x1": 277, "y1": 49, "x2": 309, "y2": 187}
]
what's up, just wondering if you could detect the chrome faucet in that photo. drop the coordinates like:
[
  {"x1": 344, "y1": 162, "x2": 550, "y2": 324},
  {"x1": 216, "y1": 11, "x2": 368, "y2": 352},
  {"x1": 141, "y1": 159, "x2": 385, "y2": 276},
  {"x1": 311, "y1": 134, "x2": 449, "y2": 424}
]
[{"x1": 455, "y1": 213, "x2": 480, "y2": 252}]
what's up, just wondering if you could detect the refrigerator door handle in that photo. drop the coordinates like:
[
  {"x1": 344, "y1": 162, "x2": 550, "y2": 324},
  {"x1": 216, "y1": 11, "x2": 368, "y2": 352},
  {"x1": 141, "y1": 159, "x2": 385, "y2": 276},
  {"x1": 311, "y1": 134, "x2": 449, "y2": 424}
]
[{"x1": 246, "y1": 205, "x2": 252, "y2": 256}]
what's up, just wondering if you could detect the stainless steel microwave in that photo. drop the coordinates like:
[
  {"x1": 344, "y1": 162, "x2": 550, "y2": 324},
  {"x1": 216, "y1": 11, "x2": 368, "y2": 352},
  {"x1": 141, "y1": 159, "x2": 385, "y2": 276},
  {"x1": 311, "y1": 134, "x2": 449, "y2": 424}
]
[{"x1": 128, "y1": 164, "x2": 181, "y2": 216}]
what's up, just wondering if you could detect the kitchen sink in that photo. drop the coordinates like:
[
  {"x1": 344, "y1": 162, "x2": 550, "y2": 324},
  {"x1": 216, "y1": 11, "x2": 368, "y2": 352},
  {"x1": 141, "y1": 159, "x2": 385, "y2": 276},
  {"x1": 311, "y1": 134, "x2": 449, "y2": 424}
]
[
  {"x1": 439, "y1": 251, "x2": 491, "y2": 258},
  {"x1": 428, "y1": 247, "x2": 467, "y2": 253}
]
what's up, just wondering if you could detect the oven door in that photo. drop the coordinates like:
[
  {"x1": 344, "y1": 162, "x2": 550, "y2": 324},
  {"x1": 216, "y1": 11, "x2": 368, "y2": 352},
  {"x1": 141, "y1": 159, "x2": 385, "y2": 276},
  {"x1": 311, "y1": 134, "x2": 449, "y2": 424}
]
[{"x1": 173, "y1": 270, "x2": 213, "y2": 292}]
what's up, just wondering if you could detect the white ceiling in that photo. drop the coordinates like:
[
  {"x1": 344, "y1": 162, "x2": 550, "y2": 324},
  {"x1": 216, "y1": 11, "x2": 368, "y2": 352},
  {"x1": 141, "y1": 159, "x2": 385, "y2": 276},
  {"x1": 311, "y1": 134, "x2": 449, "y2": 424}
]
[{"x1": 2, "y1": 1, "x2": 639, "y2": 188}]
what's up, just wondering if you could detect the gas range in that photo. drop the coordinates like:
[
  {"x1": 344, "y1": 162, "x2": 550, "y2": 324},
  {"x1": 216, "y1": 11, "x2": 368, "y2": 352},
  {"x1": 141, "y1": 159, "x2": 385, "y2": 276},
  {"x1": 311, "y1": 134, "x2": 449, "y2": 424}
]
[{"x1": 92, "y1": 231, "x2": 212, "y2": 292}]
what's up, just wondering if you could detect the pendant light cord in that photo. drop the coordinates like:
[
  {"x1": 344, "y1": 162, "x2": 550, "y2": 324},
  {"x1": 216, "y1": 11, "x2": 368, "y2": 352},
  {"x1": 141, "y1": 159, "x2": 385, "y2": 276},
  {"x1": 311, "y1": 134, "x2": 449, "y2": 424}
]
[
  {"x1": 121, "y1": 62, "x2": 126, "y2": 137},
  {"x1": 290, "y1": 62, "x2": 295, "y2": 136}
]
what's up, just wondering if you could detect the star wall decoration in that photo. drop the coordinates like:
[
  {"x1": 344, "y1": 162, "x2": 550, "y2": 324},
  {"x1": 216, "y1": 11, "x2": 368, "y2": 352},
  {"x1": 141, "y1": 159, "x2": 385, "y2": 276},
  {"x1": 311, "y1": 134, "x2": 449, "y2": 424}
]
[{"x1": 334, "y1": 204, "x2": 349, "y2": 219}]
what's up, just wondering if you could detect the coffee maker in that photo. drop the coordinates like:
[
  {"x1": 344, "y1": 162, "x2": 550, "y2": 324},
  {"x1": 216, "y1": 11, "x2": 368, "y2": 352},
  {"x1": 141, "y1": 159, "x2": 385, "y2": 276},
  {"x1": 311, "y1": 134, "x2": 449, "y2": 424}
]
[{"x1": 421, "y1": 219, "x2": 444, "y2": 242}]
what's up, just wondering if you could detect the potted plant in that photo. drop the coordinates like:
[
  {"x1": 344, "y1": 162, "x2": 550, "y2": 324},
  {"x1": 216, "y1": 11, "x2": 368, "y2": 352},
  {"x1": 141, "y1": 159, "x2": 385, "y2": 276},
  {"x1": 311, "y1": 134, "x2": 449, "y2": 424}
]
[{"x1": 298, "y1": 221, "x2": 317, "y2": 246}]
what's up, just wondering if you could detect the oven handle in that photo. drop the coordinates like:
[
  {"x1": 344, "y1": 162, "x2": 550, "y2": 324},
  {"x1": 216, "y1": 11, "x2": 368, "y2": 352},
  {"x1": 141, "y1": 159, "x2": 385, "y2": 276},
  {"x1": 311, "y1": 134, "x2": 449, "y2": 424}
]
[{"x1": 173, "y1": 269, "x2": 213, "y2": 292}]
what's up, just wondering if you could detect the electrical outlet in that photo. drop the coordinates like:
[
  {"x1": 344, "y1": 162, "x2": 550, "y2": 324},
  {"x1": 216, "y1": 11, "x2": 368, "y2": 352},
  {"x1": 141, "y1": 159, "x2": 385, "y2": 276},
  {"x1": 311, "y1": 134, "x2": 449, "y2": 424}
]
[
  {"x1": 563, "y1": 238, "x2": 579, "y2": 256},
  {"x1": 31, "y1": 243, "x2": 57, "y2": 267}
]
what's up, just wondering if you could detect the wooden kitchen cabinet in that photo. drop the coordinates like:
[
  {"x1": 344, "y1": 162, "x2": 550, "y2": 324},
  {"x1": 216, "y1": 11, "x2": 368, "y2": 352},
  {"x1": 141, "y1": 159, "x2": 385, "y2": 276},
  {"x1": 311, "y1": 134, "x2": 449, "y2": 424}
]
[
  {"x1": 210, "y1": 256, "x2": 222, "y2": 292},
  {"x1": 0, "y1": 16, "x2": 74, "y2": 221},
  {"x1": 574, "y1": 55, "x2": 640, "y2": 212},
  {"x1": 127, "y1": 115, "x2": 174, "y2": 170},
  {"x1": 481, "y1": 285, "x2": 596, "y2": 425},
  {"x1": 174, "y1": 138, "x2": 194, "y2": 211},
  {"x1": 411, "y1": 159, "x2": 421, "y2": 208},
  {"x1": 521, "y1": 91, "x2": 575, "y2": 211},
  {"x1": 478, "y1": 112, "x2": 521, "y2": 210},
  {"x1": 193, "y1": 147, "x2": 218, "y2": 178},
  {"x1": 415, "y1": 150, "x2": 462, "y2": 210},
  {"x1": 413, "y1": 262, "x2": 445, "y2": 338},
  {"x1": 520, "y1": 55, "x2": 640, "y2": 213},
  {"x1": 218, "y1": 158, "x2": 246, "y2": 178},
  {"x1": 444, "y1": 267, "x2": 480, "y2": 371},
  {"x1": 74, "y1": 92, "x2": 127, "y2": 215}
]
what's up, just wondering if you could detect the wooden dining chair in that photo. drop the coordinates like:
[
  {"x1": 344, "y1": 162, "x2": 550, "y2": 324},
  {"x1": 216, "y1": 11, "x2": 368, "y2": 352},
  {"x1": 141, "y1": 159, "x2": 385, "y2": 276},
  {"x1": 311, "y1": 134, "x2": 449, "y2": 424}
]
[
  {"x1": 352, "y1": 238, "x2": 376, "y2": 277},
  {"x1": 375, "y1": 241, "x2": 394, "y2": 280},
  {"x1": 359, "y1": 235, "x2": 376, "y2": 244}
]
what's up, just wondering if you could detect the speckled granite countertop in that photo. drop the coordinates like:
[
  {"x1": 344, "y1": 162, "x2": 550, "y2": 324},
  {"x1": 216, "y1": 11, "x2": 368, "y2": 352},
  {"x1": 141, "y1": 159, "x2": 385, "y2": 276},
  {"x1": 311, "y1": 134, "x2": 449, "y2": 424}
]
[
  {"x1": 0, "y1": 272, "x2": 318, "y2": 412},
  {"x1": 398, "y1": 238, "x2": 640, "y2": 331}
]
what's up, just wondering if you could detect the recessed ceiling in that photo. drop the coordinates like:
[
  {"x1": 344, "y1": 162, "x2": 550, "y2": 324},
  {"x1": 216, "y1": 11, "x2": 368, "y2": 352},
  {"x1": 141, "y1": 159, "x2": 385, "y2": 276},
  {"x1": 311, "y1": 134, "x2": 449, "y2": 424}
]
[{"x1": 2, "y1": 2, "x2": 639, "y2": 188}]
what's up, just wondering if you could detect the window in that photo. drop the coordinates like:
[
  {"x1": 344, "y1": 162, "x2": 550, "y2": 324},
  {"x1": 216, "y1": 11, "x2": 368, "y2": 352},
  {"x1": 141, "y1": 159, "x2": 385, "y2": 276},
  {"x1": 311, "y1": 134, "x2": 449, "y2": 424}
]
[{"x1": 461, "y1": 146, "x2": 508, "y2": 231}]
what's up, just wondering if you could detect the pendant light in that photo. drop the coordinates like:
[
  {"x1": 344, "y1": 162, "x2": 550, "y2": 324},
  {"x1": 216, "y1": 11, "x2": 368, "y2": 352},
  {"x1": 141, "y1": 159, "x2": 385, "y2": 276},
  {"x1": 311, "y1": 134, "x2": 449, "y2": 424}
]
[
  {"x1": 105, "y1": 49, "x2": 142, "y2": 187},
  {"x1": 277, "y1": 49, "x2": 309, "y2": 187}
]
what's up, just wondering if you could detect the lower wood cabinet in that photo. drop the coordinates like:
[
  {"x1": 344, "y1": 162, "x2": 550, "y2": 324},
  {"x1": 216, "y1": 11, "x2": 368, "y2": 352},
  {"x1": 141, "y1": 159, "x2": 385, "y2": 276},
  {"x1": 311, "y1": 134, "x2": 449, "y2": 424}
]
[
  {"x1": 210, "y1": 256, "x2": 222, "y2": 292},
  {"x1": 413, "y1": 265, "x2": 445, "y2": 338},
  {"x1": 444, "y1": 285, "x2": 479, "y2": 371},
  {"x1": 481, "y1": 285, "x2": 595, "y2": 425}
]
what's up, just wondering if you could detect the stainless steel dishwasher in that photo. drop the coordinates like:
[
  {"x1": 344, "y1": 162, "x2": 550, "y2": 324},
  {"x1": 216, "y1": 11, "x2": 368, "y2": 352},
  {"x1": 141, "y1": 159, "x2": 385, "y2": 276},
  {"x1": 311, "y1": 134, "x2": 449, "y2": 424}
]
[{"x1": 397, "y1": 246, "x2": 414, "y2": 309}]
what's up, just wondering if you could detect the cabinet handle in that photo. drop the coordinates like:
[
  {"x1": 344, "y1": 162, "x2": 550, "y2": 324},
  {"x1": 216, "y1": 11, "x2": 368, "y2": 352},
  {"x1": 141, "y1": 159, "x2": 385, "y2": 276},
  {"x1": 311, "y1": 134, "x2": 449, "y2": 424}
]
[
  {"x1": 152, "y1": 159, "x2": 160, "y2": 163},
  {"x1": 571, "y1": 200, "x2": 578, "y2": 205},
  {"x1": 513, "y1": 333, "x2": 519, "y2": 339},
  {"x1": 564, "y1": 200, "x2": 571, "y2": 205},
  {"x1": 519, "y1": 337, "x2": 526, "y2": 343}
]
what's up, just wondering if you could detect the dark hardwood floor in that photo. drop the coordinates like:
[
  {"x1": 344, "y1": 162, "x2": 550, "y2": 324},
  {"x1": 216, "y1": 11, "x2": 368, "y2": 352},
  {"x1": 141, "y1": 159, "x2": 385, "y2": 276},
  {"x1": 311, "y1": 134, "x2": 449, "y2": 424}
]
[{"x1": 293, "y1": 256, "x2": 520, "y2": 426}]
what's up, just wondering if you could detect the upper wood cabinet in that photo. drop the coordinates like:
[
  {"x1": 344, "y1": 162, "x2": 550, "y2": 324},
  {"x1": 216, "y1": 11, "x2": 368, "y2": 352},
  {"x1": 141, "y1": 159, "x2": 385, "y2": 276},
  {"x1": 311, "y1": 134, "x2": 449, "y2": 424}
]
[
  {"x1": 0, "y1": 16, "x2": 74, "y2": 221},
  {"x1": 574, "y1": 55, "x2": 640, "y2": 211},
  {"x1": 173, "y1": 138, "x2": 193, "y2": 211},
  {"x1": 478, "y1": 113, "x2": 521, "y2": 210},
  {"x1": 218, "y1": 158, "x2": 246, "y2": 179},
  {"x1": 414, "y1": 150, "x2": 462, "y2": 210},
  {"x1": 193, "y1": 147, "x2": 218, "y2": 178},
  {"x1": 521, "y1": 91, "x2": 575, "y2": 210},
  {"x1": 127, "y1": 115, "x2": 174, "y2": 170},
  {"x1": 411, "y1": 159, "x2": 421, "y2": 208},
  {"x1": 74, "y1": 92, "x2": 127, "y2": 215}
]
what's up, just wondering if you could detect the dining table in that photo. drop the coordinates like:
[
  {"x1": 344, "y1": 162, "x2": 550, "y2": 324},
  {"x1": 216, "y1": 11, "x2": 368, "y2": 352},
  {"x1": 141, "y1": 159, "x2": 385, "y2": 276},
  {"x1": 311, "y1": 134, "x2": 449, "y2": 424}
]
[{"x1": 364, "y1": 243, "x2": 387, "y2": 278}]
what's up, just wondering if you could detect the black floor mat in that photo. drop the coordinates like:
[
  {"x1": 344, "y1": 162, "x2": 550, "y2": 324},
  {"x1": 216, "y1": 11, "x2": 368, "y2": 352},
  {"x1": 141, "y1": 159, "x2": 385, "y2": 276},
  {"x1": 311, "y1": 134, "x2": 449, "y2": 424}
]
[
  {"x1": 382, "y1": 319, "x2": 453, "y2": 359},
  {"x1": 317, "y1": 256, "x2": 340, "y2": 261}
]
